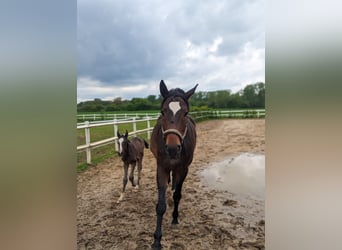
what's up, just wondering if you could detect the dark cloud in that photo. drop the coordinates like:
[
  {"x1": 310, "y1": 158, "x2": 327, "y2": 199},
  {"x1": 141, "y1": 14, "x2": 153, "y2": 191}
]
[{"x1": 77, "y1": 0, "x2": 264, "y2": 101}]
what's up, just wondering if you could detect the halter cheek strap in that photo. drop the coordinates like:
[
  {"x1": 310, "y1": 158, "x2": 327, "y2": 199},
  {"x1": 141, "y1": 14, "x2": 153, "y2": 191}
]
[{"x1": 162, "y1": 125, "x2": 188, "y2": 143}]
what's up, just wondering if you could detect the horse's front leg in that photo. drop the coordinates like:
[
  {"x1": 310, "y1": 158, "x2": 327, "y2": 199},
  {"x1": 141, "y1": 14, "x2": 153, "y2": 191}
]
[
  {"x1": 171, "y1": 183, "x2": 183, "y2": 224},
  {"x1": 172, "y1": 170, "x2": 188, "y2": 224},
  {"x1": 117, "y1": 162, "x2": 129, "y2": 203},
  {"x1": 152, "y1": 167, "x2": 169, "y2": 249}
]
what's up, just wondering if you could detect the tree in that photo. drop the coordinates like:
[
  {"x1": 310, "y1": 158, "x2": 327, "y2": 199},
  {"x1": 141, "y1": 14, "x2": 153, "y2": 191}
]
[
  {"x1": 146, "y1": 95, "x2": 157, "y2": 103},
  {"x1": 256, "y1": 82, "x2": 265, "y2": 108},
  {"x1": 129, "y1": 98, "x2": 152, "y2": 110},
  {"x1": 76, "y1": 82, "x2": 265, "y2": 112},
  {"x1": 242, "y1": 82, "x2": 265, "y2": 108}
]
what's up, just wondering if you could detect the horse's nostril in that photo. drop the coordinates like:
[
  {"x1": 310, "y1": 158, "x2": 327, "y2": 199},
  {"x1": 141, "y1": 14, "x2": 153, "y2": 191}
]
[{"x1": 165, "y1": 144, "x2": 180, "y2": 158}]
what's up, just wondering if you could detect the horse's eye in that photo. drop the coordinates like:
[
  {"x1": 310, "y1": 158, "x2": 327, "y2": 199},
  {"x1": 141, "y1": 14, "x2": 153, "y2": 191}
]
[
  {"x1": 161, "y1": 110, "x2": 164, "y2": 116},
  {"x1": 184, "y1": 112, "x2": 188, "y2": 116}
]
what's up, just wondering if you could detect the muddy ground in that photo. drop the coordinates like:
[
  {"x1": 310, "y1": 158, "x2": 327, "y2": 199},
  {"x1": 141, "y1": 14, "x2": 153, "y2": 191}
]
[{"x1": 77, "y1": 119, "x2": 265, "y2": 250}]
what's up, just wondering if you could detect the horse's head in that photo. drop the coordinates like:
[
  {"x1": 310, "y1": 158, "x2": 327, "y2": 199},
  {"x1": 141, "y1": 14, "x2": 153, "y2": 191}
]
[
  {"x1": 159, "y1": 80, "x2": 198, "y2": 159},
  {"x1": 117, "y1": 129, "x2": 129, "y2": 157}
]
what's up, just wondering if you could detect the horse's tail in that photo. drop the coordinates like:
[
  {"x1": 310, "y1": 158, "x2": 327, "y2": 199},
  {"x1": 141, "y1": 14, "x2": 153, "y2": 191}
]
[{"x1": 143, "y1": 139, "x2": 149, "y2": 149}]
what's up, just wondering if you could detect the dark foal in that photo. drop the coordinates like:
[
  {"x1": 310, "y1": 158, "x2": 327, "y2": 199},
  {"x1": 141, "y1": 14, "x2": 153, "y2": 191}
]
[
  {"x1": 116, "y1": 130, "x2": 149, "y2": 203},
  {"x1": 150, "y1": 80, "x2": 198, "y2": 249}
]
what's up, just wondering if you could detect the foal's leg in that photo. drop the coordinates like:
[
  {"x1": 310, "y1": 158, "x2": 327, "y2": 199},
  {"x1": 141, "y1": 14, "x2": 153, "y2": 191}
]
[
  {"x1": 152, "y1": 167, "x2": 169, "y2": 249},
  {"x1": 136, "y1": 158, "x2": 143, "y2": 189},
  {"x1": 129, "y1": 161, "x2": 136, "y2": 187},
  {"x1": 117, "y1": 162, "x2": 129, "y2": 203}
]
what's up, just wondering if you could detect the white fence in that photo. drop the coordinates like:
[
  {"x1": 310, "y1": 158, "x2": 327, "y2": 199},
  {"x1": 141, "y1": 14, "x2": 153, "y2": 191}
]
[
  {"x1": 190, "y1": 109, "x2": 265, "y2": 120},
  {"x1": 77, "y1": 117, "x2": 157, "y2": 164},
  {"x1": 77, "y1": 109, "x2": 265, "y2": 165},
  {"x1": 77, "y1": 112, "x2": 160, "y2": 122}
]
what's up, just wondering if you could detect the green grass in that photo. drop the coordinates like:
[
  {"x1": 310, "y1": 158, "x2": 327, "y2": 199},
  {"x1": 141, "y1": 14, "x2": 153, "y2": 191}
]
[
  {"x1": 77, "y1": 120, "x2": 157, "y2": 145},
  {"x1": 77, "y1": 145, "x2": 116, "y2": 173}
]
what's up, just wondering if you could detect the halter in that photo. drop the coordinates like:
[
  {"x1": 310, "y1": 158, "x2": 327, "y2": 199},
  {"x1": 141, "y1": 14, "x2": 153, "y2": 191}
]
[{"x1": 162, "y1": 125, "x2": 188, "y2": 144}]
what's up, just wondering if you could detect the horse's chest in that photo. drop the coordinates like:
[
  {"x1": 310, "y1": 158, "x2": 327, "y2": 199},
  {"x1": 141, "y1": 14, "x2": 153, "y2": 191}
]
[
  {"x1": 123, "y1": 153, "x2": 139, "y2": 164},
  {"x1": 121, "y1": 144, "x2": 140, "y2": 163}
]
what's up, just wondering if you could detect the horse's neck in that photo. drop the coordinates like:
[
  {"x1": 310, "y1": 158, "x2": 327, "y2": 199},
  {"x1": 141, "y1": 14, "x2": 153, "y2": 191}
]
[
  {"x1": 121, "y1": 141, "x2": 129, "y2": 158},
  {"x1": 127, "y1": 142, "x2": 134, "y2": 155}
]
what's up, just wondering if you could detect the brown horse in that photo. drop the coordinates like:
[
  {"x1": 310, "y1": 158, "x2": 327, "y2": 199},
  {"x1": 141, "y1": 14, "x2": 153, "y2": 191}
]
[
  {"x1": 116, "y1": 130, "x2": 149, "y2": 203},
  {"x1": 150, "y1": 80, "x2": 198, "y2": 249}
]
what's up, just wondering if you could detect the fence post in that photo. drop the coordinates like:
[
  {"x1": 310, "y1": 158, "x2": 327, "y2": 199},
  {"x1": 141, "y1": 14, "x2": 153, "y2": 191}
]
[
  {"x1": 85, "y1": 121, "x2": 91, "y2": 164},
  {"x1": 147, "y1": 117, "x2": 151, "y2": 140},
  {"x1": 133, "y1": 117, "x2": 137, "y2": 137},
  {"x1": 114, "y1": 119, "x2": 118, "y2": 152}
]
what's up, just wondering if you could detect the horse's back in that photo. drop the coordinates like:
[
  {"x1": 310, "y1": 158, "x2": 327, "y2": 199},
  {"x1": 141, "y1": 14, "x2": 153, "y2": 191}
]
[
  {"x1": 131, "y1": 137, "x2": 147, "y2": 155},
  {"x1": 183, "y1": 119, "x2": 196, "y2": 166},
  {"x1": 185, "y1": 115, "x2": 197, "y2": 148},
  {"x1": 150, "y1": 118, "x2": 163, "y2": 158}
]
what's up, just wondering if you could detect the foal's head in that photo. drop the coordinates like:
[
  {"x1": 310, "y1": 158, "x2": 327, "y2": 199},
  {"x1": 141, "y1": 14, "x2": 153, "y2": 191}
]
[
  {"x1": 117, "y1": 130, "x2": 129, "y2": 157},
  {"x1": 159, "y1": 80, "x2": 198, "y2": 158}
]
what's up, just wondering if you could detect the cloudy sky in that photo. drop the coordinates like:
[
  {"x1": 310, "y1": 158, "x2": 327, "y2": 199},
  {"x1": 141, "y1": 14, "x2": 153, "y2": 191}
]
[{"x1": 77, "y1": 0, "x2": 264, "y2": 103}]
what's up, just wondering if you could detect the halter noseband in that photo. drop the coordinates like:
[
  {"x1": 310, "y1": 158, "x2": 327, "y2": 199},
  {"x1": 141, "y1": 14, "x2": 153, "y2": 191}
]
[{"x1": 161, "y1": 125, "x2": 188, "y2": 143}]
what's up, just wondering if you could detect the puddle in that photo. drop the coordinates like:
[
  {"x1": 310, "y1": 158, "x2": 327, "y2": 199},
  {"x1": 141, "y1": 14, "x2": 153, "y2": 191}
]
[{"x1": 200, "y1": 153, "x2": 265, "y2": 199}]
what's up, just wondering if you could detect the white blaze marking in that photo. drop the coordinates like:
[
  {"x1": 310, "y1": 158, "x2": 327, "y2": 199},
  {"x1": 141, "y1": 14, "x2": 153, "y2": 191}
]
[
  {"x1": 169, "y1": 101, "x2": 181, "y2": 116},
  {"x1": 118, "y1": 138, "x2": 124, "y2": 154}
]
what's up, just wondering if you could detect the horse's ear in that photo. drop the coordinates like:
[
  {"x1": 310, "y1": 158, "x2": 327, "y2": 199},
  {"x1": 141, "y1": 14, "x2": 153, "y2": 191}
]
[
  {"x1": 160, "y1": 80, "x2": 169, "y2": 98},
  {"x1": 125, "y1": 130, "x2": 128, "y2": 137},
  {"x1": 185, "y1": 84, "x2": 198, "y2": 100},
  {"x1": 117, "y1": 130, "x2": 121, "y2": 138}
]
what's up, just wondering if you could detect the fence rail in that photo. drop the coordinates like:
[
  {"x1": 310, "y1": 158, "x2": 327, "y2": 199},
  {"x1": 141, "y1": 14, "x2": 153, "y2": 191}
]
[
  {"x1": 77, "y1": 117, "x2": 156, "y2": 164},
  {"x1": 77, "y1": 112, "x2": 160, "y2": 122},
  {"x1": 77, "y1": 109, "x2": 265, "y2": 165},
  {"x1": 191, "y1": 109, "x2": 265, "y2": 120}
]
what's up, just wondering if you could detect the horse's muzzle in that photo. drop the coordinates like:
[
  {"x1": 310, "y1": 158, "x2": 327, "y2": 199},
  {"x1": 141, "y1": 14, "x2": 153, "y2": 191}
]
[
  {"x1": 164, "y1": 132, "x2": 182, "y2": 158},
  {"x1": 165, "y1": 144, "x2": 182, "y2": 159}
]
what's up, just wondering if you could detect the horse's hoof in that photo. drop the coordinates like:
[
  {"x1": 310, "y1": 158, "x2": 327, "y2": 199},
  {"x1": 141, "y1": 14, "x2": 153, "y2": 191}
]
[
  {"x1": 151, "y1": 242, "x2": 162, "y2": 249},
  {"x1": 171, "y1": 218, "x2": 179, "y2": 225},
  {"x1": 117, "y1": 193, "x2": 124, "y2": 203}
]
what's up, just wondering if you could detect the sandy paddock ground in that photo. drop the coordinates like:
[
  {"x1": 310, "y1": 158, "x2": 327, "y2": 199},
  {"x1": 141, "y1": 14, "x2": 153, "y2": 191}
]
[{"x1": 77, "y1": 119, "x2": 265, "y2": 250}]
